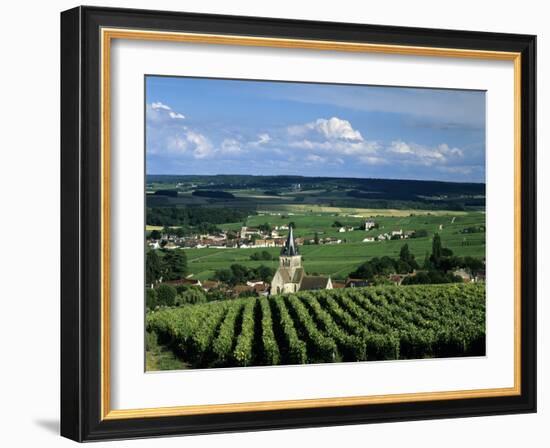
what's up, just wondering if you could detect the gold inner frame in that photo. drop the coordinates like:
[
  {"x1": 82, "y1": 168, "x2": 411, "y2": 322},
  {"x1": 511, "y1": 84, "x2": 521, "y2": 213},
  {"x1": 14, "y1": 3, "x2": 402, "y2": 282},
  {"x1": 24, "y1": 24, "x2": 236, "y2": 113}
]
[{"x1": 100, "y1": 27, "x2": 522, "y2": 421}]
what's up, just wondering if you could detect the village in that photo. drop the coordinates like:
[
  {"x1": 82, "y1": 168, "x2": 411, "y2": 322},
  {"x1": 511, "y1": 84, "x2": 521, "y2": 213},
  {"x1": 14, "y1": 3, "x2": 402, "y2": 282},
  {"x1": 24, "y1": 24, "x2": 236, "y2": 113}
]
[
  {"x1": 147, "y1": 219, "x2": 485, "y2": 305},
  {"x1": 146, "y1": 219, "x2": 425, "y2": 251}
]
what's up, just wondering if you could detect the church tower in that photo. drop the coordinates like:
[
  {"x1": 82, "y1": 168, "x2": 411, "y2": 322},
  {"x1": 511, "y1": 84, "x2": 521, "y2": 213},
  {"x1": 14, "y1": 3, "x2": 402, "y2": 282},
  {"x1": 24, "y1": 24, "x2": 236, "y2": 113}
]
[
  {"x1": 270, "y1": 226, "x2": 304, "y2": 295},
  {"x1": 279, "y1": 226, "x2": 302, "y2": 270}
]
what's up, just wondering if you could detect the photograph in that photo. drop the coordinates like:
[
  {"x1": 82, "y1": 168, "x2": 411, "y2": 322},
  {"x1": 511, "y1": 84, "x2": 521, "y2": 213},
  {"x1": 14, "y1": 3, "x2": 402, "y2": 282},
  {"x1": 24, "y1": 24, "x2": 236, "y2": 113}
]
[
  {"x1": 56, "y1": 5, "x2": 538, "y2": 441},
  {"x1": 144, "y1": 76, "x2": 487, "y2": 371}
]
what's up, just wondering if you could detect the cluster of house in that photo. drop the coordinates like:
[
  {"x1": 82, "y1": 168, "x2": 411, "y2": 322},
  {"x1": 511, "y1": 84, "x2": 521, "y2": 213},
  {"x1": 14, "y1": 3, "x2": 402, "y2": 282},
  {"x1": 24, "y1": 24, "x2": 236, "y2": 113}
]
[
  {"x1": 147, "y1": 221, "x2": 360, "y2": 251},
  {"x1": 362, "y1": 228, "x2": 415, "y2": 243},
  {"x1": 147, "y1": 226, "x2": 293, "y2": 251}
]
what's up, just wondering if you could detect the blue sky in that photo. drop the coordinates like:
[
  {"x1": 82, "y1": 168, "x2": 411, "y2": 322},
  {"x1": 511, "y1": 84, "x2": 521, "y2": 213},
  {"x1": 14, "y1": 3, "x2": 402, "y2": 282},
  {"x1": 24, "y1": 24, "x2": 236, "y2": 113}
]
[{"x1": 146, "y1": 76, "x2": 485, "y2": 182}]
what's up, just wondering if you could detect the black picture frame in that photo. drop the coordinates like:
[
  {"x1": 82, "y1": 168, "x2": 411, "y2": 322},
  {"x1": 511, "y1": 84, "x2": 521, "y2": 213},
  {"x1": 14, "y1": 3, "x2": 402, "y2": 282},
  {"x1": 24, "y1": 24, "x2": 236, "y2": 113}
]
[{"x1": 61, "y1": 5, "x2": 536, "y2": 442}]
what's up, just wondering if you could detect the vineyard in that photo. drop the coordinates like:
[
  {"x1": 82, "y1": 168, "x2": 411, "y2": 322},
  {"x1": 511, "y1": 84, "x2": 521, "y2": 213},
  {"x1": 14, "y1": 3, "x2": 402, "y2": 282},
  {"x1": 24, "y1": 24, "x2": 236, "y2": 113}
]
[{"x1": 146, "y1": 283, "x2": 485, "y2": 369}]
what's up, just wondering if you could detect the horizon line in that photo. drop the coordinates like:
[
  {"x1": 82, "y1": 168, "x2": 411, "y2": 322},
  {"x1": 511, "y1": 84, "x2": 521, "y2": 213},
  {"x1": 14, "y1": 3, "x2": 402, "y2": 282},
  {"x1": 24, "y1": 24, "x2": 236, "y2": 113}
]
[{"x1": 145, "y1": 173, "x2": 486, "y2": 185}]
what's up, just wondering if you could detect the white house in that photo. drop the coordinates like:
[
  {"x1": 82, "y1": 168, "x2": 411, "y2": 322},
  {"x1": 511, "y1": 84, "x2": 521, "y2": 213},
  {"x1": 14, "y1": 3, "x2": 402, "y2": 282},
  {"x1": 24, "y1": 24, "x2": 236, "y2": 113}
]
[{"x1": 364, "y1": 220, "x2": 376, "y2": 230}]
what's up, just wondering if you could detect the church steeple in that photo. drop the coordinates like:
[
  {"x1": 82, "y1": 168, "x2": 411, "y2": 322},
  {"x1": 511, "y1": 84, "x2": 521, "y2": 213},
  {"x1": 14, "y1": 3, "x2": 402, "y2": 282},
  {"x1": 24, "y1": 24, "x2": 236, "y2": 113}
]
[{"x1": 281, "y1": 225, "x2": 299, "y2": 256}]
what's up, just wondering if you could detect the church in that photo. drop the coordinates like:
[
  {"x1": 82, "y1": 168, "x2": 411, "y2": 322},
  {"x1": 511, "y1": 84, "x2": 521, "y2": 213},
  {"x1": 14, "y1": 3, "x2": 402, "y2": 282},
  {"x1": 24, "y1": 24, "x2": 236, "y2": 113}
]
[{"x1": 270, "y1": 226, "x2": 333, "y2": 295}]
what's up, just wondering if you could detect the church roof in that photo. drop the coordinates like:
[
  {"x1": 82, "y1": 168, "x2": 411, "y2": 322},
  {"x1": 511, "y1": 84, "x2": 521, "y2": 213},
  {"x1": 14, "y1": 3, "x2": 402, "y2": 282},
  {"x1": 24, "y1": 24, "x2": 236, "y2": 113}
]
[
  {"x1": 281, "y1": 225, "x2": 299, "y2": 256},
  {"x1": 300, "y1": 275, "x2": 331, "y2": 290}
]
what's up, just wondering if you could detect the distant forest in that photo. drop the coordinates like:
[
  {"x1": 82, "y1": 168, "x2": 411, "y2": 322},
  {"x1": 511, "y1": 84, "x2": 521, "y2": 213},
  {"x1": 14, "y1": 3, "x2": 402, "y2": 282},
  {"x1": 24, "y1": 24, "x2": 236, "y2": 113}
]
[
  {"x1": 146, "y1": 174, "x2": 485, "y2": 197},
  {"x1": 146, "y1": 174, "x2": 485, "y2": 211}
]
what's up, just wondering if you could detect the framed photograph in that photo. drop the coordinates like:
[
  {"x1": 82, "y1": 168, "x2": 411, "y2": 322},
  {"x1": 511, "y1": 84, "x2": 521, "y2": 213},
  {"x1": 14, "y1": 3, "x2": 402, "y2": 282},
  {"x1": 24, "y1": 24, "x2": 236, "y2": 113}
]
[{"x1": 60, "y1": 6, "x2": 536, "y2": 442}]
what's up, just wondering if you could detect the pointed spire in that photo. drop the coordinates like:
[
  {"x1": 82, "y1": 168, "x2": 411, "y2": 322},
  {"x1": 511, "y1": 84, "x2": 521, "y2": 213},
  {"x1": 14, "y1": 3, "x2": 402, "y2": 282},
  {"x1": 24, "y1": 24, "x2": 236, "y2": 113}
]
[{"x1": 281, "y1": 224, "x2": 299, "y2": 256}]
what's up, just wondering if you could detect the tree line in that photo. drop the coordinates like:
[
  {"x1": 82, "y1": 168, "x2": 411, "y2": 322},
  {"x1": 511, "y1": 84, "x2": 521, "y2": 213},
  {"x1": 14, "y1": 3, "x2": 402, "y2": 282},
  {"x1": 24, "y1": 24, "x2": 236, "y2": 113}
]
[
  {"x1": 147, "y1": 206, "x2": 252, "y2": 227},
  {"x1": 349, "y1": 234, "x2": 484, "y2": 285}
]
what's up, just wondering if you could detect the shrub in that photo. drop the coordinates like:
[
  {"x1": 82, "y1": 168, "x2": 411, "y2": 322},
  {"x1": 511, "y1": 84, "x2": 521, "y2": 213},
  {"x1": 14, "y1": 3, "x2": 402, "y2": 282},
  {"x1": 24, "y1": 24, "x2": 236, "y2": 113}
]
[
  {"x1": 176, "y1": 286, "x2": 207, "y2": 305},
  {"x1": 146, "y1": 288, "x2": 157, "y2": 309},
  {"x1": 156, "y1": 284, "x2": 177, "y2": 306}
]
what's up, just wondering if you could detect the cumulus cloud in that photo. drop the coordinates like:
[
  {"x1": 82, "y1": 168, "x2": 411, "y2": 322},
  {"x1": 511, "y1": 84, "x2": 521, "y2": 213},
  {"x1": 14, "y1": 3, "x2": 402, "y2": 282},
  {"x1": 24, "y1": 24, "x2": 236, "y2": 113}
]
[
  {"x1": 288, "y1": 117, "x2": 363, "y2": 141},
  {"x1": 186, "y1": 131, "x2": 214, "y2": 159},
  {"x1": 146, "y1": 102, "x2": 215, "y2": 159},
  {"x1": 285, "y1": 117, "x2": 382, "y2": 159},
  {"x1": 147, "y1": 107, "x2": 474, "y2": 178},
  {"x1": 387, "y1": 140, "x2": 464, "y2": 166}
]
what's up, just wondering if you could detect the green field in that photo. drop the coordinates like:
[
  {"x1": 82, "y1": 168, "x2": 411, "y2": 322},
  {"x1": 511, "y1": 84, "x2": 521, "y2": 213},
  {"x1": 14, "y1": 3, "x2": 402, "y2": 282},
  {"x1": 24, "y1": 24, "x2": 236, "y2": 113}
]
[
  {"x1": 146, "y1": 283, "x2": 486, "y2": 370},
  {"x1": 188, "y1": 211, "x2": 485, "y2": 281}
]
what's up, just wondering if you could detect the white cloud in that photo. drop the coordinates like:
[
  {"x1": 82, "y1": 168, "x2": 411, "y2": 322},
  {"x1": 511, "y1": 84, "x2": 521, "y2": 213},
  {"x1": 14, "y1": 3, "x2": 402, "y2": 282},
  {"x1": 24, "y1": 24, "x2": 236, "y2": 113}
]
[
  {"x1": 151, "y1": 101, "x2": 171, "y2": 111},
  {"x1": 221, "y1": 138, "x2": 243, "y2": 154},
  {"x1": 387, "y1": 140, "x2": 464, "y2": 166},
  {"x1": 437, "y1": 143, "x2": 464, "y2": 157},
  {"x1": 289, "y1": 139, "x2": 380, "y2": 157},
  {"x1": 359, "y1": 155, "x2": 388, "y2": 165},
  {"x1": 249, "y1": 133, "x2": 271, "y2": 147},
  {"x1": 305, "y1": 154, "x2": 328, "y2": 163},
  {"x1": 186, "y1": 131, "x2": 213, "y2": 159},
  {"x1": 168, "y1": 111, "x2": 185, "y2": 120},
  {"x1": 388, "y1": 140, "x2": 414, "y2": 154},
  {"x1": 149, "y1": 102, "x2": 186, "y2": 120},
  {"x1": 288, "y1": 117, "x2": 363, "y2": 141},
  {"x1": 285, "y1": 117, "x2": 379, "y2": 159},
  {"x1": 166, "y1": 135, "x2": 188, "y2": 153}
]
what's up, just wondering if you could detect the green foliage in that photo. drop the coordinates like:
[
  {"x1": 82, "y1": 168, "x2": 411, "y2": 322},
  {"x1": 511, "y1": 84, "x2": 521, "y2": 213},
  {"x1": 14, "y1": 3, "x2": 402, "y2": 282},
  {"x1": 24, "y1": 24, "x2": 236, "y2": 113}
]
[
  {"x1": 258, "y1": 222, "x2": 272, "y2": 233},
  {"x1": 399, "y1": 244, "x2": 415, "y2": 266},
  {"x1": 145, "y1": 250, "x2": 163, "y2": 285},
  {"x1": 272, "y1": 296, "x2": 308, "y2": 365},
  {"x1": 233, "y1": 300, "x2": 256, "y2": 366},
  {"x1": 431, "y1": 233, "x2": 443, "y2": 265},
  {"x1": 212, "y1": 303, "x2": 244, "y2": 365},
  {"x1": 213, "y1": 264, "x2": 275, "y2": 285},
  {"x1": 146, "y1": 288, "x2": 157, "y2": 310},
  {"x1": 176, "y1": 286, "x2": 207, "y2": 305},
  {"x1": 349, "y1": 244, "x2": 418, "y2": 279},
  {"x1": 147, "y1": 206, "x2": 252, "y2": 227},
  {"x1": 145, "y1": 283, "x2": 485, "y2": 369},
  {"x1": 250, "y1": 251, "x2": 273, "y2": 261},
  {"x1": 401, "y1": 271, "x2": 462, "y2": 285},
  {"x1": 463, "y1": 256, "x2": 484, "y2": 275},
  {"x1": 302, "y1": 293, "x2": 366, "y2": 361},
  {"x1": 411, "y1": 229, "x2": 428, "y2": 238},
  {"x1": 145, "y1": 330, "x2": 186, "y2": 371},
  {"x1": 285, "y1": 294, "x2": 337, "y2": 363},
  {"x1": 161, "y1": 249, "x2": 188, "y2": 281},
  {"x1": 186, "y1": 303, "x2": 229, "y2": 365},
  {"x1": 150, "y1": 229, "x2": 162, "y2": 240},
  {"x1": 156, "y1": 284, "x2": 177, "y2": 306},
  {"x1": 259, "y1": 297, "x2": 281, "y2": 365}
]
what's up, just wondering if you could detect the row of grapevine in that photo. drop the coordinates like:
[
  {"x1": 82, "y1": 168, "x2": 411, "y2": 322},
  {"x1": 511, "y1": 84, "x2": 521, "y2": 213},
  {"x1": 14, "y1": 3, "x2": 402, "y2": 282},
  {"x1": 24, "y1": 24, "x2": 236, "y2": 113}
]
[
  {"x1": 285, "y1": 294, "x2": 338, "y2": 363},
  {"x1": 259, "y1": 297, "x2": 281, "y2": 365},
  {"x1": 211, "y1": 302, "x2": 244, "y2": 366},
  {"x1": 300, "y1": 293, "x2": 366, "y2": 361},
  {"x1": 233, "y1": 300, "x2": 256, "y2": 366},
  {"x1": 146, "y1": 283, "x2": 486, "y2": 369},
  {"x1": 271, "y1": 295, "x2": 308, "y2": 364}
]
